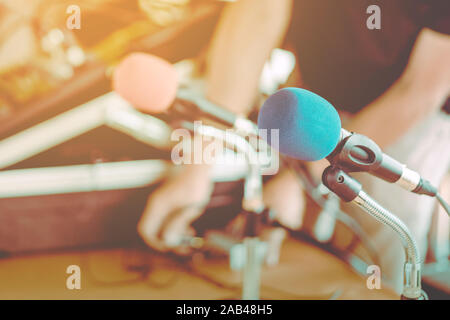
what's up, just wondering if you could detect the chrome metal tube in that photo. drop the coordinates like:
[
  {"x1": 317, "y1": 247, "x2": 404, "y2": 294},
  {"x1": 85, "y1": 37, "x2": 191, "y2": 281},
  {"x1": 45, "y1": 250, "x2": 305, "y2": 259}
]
[
  {"x1": 195, "y1": 124, "x2": 265, "y2": 213},
  {"x1": 194, "y1": 125, "x2": 266, "y2": 300},
  {"x1": 242, "y1": 237, "x2": 262, "y2": 300},
  {"x1": 354, "y1": 191, "x2": 422, "y2": 299}
]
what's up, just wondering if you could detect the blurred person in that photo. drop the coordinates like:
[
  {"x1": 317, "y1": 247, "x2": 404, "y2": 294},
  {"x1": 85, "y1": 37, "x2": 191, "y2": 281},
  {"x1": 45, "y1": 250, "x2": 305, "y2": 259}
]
[
  {"x1": 284, "y1": 1, "x2": 450, "y2": 293},
  {"x1": 137, "y1": 0, "x2": 450, "y2": 294},
  {"x1": 137, "y1": 0, "x2": 294, "y2": 252}
]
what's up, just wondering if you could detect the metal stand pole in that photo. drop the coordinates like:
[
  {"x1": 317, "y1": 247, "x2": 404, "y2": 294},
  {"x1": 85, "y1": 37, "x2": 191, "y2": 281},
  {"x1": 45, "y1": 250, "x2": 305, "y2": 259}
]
[
  {"x1": 194, "y1": 124, "x2": 266, "y2": 300},
  {"x1": 242, "y1": 237, "x2": 263, "y2": 300},
  {"x1": 322, "y1": 166, "x2": 427, "y2": 299},
  {"x1": 353, "y1": 191, "x2": 424, "y2": 299}
]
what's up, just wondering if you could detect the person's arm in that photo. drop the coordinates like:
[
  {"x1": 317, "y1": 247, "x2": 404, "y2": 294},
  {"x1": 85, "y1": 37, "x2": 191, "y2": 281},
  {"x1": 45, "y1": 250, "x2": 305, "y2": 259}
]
[
  {"x1": 206, "y1": 0, "x2": 292, "y2": 115},
  {"x1": 346, "y1": 28, "x2": 450, "y2": 149},
  {"x1": 307, "y1": 28, "x2": 450, "y2": 179}
]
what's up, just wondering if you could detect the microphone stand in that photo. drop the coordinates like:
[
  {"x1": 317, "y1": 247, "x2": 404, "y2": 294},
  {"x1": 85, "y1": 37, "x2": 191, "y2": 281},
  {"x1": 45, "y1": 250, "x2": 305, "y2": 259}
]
[
  {"x1": 194, "y1": 124, "x2": 266, "y2": 300},
  {"x1": 322, "y1": 166, "x2": 427, "y2": 300}
]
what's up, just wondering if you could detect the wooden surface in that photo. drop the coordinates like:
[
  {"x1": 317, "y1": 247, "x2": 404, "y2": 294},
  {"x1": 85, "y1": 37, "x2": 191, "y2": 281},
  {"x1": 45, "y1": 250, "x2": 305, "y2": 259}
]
[{"x1": 0, "y1": 238, "x2": 398, "y2": 300}]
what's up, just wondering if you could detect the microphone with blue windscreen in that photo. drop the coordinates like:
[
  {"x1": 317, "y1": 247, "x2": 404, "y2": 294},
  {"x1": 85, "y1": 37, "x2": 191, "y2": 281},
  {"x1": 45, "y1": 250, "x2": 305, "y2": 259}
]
[
  {"x1": 257, "y1": 88, "x2": 342, "y2": 161},
  {"x1": 257, "y1": 87, "x2": 438, "y2": 197}
]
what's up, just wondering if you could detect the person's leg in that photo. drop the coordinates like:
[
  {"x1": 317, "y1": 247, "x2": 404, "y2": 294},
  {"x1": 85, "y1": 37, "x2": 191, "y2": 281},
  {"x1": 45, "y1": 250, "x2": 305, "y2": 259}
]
[{"x1": 345, "y1": 111, "x2": 450, "y2": 293}]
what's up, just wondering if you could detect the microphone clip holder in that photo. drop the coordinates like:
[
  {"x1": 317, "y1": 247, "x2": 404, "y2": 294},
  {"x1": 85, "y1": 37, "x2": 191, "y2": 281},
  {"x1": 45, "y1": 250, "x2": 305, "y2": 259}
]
[
  {"x1": 325, "y1": 130, "x2": 438, "y2": 197},
  {"x1": 327, "y1": 130, "x2": 383, "y2": 172},
  {"x1": 326, "y1": 130, "x2": 403, "y2": 184}
]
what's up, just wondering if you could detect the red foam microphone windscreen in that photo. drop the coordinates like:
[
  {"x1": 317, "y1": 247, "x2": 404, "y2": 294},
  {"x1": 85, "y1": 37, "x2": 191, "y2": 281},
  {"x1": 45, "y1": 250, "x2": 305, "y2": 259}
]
[{"x1": 112, "y1": 52, "x2": 179, "y2": 113}]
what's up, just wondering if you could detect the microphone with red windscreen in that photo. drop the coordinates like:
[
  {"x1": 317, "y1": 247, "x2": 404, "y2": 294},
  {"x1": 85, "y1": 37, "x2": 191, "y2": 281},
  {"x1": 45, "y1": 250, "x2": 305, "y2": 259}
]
[
  {"x1": 112, "y1": 52, "x2": 237, "y2": 127},
  {"x1": 113, "y1": 52, "x2": 179, "y2": 114}
]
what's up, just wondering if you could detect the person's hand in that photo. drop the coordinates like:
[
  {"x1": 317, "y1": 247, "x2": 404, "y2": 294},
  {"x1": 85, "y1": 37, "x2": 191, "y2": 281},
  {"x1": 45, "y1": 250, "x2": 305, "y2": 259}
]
[
  {"x1": 263, "y1": 169, "x2": 306, "y2": 230},
  {"x1": 263, "y1": 159, "x2": 328, "y2": 230},
  {"x1": 137, "y1": 163, "x2": 214, "y2": 252}
]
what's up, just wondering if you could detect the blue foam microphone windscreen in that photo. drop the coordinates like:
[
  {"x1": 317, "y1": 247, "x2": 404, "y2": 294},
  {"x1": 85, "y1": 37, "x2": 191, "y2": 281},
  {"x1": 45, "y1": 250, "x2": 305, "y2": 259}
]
[{"x1": 257, "y1": 88, "x2": 342, "y2": 161}]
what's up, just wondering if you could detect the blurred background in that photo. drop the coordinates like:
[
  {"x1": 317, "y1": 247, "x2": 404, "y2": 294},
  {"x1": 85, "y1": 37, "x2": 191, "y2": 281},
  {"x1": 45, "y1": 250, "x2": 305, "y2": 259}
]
[
  {"x1": 0, "y1": 0, "x2": 448, "y2": 300},
  {"x1": 0, "y1": 0, "x2": 230, "y2": 251}
]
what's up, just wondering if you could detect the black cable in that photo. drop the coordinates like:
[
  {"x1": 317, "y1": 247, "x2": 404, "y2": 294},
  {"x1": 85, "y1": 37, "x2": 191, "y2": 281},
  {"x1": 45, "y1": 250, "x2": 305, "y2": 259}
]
[
  {"x1": 436, "y1": 193, "x2": 450, "y2": 217},
  {"x1": 81, "y1": 245, "x2": 340, "y2": 299},
  {"x1": 80, "y1": 247, "x2": 180, "y2": 289},
  {"x1": 80, "y1": 249, "x2": 149, "y2": 287}
]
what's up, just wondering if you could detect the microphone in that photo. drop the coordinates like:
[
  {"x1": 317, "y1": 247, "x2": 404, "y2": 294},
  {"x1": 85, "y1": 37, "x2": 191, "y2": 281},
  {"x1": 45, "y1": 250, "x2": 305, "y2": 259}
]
[
  {"x1": 257, "y1": 87, "x2": 438, "y2": 197},
  {"x1": 112, "y1": 52, "x2": 179, "y2": 114},
  {"x1": 112, "y1": 52, "x2": 242, "y2": 128}
]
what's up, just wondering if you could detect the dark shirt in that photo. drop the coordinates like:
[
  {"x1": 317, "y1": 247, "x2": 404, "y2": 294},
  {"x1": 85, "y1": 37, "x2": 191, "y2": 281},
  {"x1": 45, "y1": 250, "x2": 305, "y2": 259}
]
[{"x1": 289, "y1": 0, "x2": 450, "y2": 113}]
